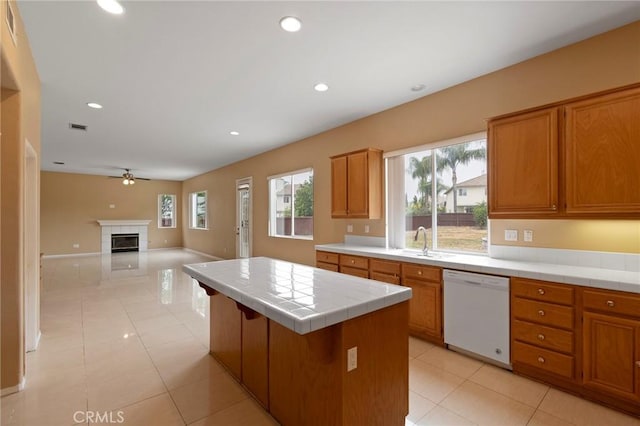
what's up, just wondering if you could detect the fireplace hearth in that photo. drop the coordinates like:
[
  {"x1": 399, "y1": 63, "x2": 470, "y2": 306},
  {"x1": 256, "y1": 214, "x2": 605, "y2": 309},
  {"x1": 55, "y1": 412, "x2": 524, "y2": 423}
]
[{"x1": 111, "y1": 233, "x2": 139, "y2": 253}]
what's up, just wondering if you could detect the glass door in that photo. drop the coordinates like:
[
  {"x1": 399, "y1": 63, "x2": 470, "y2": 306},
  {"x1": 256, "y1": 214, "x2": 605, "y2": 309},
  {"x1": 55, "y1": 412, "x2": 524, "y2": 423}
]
[{"x1": 236, "y1": 177, "x2": 252, "y2": 258}]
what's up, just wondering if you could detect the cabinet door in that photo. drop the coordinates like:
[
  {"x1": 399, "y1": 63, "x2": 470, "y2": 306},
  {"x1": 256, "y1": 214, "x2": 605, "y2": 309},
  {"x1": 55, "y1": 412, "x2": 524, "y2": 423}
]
[
  {"x1": 488, "y1": 107, "x2": 559, "y2": 217},
  {"x1": 565, "y1": 87, "x2": 640, "y2": 215},
  {"x1": 331, "y1": 156, "x2": 348, "y2": 217},
  {"x1": 583, "y1": 311, "x2": 640, "y2": 402},
  {"x1": 347, "y1": 150, "x2": 369, "y2": 217},
  {"x1": 404, "y1": 278, "x2": 442, "y2": 339}
]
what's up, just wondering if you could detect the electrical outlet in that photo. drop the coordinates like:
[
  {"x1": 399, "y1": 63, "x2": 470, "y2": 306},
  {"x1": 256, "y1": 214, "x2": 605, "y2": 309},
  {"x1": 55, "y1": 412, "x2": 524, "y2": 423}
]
[
  {"x1": 524, "y1": 230, "x2": 533, "y2": 242},
  {"x1": 164, "y1": 239, "x2": 168, "y2": 243},
  {"x1": 109, "y1": 204, "x2": 115, "y2": 209},
  {"x1": 504, "y1": 229, "x2": 518, "y2": 241},
  {"x1": 347, "y1": 346, "x2": 357, "y2": 372},
  {"x1": 347, "y1": 224, "x2": 353, "y2": 233},
  {"x1": 364, "y1": 225, "x2": 370, "y2": 233},
  {"x1": 72, "y1": 243, "x2": 80, "y2": 248}
]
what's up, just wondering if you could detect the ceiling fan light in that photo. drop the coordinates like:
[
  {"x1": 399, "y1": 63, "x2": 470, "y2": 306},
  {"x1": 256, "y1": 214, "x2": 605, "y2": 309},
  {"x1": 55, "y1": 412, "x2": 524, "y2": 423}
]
[
  {"x1": 122, "y1": 178, "x2": 129, "y2": 185},
  {"x1": 97, "y1": 0, "x2": 124, "y2": 15},
  {"x1": 129, "y1": 178, "x2": 135, "y2": 185}
]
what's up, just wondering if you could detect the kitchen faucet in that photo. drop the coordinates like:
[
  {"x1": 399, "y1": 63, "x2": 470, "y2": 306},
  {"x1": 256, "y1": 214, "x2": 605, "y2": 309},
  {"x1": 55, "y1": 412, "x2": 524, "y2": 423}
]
[{"x1": 414, "y1": 226, "x2": 429, "y2": 256}]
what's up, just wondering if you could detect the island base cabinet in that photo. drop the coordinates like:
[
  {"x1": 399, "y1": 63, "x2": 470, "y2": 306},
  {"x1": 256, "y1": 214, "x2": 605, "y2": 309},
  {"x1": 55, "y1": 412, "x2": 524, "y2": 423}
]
[
  {"x1": 241, "y1": 314, "x2": 269, "y2": 409},
  {"x1": 210, "y1": 293, "x2": 242, "y2": 380},
  {"x1": 269, "y1": 301, "x2": 409, "y2": 426}
]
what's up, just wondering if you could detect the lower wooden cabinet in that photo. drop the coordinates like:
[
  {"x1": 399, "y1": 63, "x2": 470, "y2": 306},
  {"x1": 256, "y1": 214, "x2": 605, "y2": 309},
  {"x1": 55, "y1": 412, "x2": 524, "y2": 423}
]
[
  {"x1": 402, "y1": 264, "x2": 443, "y2": 344},
  {"x1": 210, "y1": 292, "x2": 242, "y2": 380},
  {"x1": 369, "y1": 258, "x2": 401, "y2": 285},
  {"x1": 339, "y1": 254, "x2": 369, "y2": 278},
  {"x1": 241, "y1": 312, "x2": 269, "y2": 408}
]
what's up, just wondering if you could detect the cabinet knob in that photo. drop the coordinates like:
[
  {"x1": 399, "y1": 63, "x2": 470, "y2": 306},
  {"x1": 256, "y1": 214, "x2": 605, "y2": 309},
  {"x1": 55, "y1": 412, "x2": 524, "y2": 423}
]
[
  {"x1": 606, "y1": 300, "x2": 615, "y2": 307},
  {"x1": 538, "y1": 357, "x2": 545, "y2": 364},
  {"x1": 537, "y1": 334, "x2": 545, "y2": 341},
  {"x1": 636, "y1": 361, "x2": 640, "y2": 368},
  {"x1": 351, "y1": 260, "x2": 355, "y2": 264},
  {"x1": 418, "y1": 270, "x2": 422, "y2": 275},
  {"x1": 538, "y1": 310, "x2": 545, "y2": 316},
  {"x1": 552, "y1": 204, "x2": 557, "y2": 210},
  {"x1": 538, "y1": 288, "x2": 545, "y2": 295}
]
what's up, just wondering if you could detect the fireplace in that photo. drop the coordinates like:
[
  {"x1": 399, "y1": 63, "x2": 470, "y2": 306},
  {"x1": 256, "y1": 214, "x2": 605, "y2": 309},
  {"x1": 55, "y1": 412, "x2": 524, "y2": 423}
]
[
  {"x1": 98, "y1": 220, "x2": 150, "y2": 254},
  {"x1": 111, "y1": 233, "x2": 139, "y2": 253}
]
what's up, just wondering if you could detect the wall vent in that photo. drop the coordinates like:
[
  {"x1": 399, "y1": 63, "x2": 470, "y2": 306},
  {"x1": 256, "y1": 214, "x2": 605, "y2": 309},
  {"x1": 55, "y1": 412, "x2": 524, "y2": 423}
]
[
  {"x1": 69, "y1": 123, "x2": 88, "y2": 131},
  {"x1": 6, "y1": 1, "x2": 17, "y2": 45}
]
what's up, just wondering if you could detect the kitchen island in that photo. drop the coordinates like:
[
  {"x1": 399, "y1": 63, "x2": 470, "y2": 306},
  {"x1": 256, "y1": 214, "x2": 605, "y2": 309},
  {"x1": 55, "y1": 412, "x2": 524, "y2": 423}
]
[{"x1": 183, "y1": 257, "x2": 412, "y2": 426}]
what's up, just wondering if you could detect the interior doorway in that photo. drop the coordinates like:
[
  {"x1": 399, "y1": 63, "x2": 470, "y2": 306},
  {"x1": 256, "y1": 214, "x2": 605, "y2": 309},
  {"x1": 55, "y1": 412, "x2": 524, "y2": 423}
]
[
  {"x1": 24, "y1": 140, "x2": 39, "y2": 352},
  {"x1": 236, "y1": 177, "x2": 252, "y2": 258}
]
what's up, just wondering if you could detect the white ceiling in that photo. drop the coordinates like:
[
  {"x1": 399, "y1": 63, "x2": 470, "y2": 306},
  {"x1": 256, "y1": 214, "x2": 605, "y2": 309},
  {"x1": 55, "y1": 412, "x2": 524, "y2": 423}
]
[{"x1": 19, "y1": 1, "x2": 640, "y2": 181}]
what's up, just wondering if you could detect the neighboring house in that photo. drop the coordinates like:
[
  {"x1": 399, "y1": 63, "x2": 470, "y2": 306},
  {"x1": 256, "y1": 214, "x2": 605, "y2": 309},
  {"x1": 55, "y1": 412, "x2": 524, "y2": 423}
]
[
  {"x1": 275, "y1": 182, "x2": 300, "y2": 216},
  {"x1": 444, "y1": 174, "x2": 487, "y2": 213}
]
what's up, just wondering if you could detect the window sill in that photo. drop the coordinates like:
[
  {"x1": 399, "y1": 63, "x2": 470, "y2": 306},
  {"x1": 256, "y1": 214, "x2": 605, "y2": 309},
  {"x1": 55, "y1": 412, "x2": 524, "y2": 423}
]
[
  {"x1": 189, "y1": 227, "x2": 209, "y2": 231},
  {"x1": 269, "y1": 235, "x2": 313, "y2": 241}
]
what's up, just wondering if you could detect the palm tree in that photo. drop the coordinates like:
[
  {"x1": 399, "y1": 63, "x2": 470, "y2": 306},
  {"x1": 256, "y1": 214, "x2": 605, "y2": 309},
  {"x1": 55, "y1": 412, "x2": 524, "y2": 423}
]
[
  {"x1": 408, "y1": 155, "x2": 448, "y2": 213},
  {"x1": 437, "y1": 143, "x2": 486, "y2": 213}
]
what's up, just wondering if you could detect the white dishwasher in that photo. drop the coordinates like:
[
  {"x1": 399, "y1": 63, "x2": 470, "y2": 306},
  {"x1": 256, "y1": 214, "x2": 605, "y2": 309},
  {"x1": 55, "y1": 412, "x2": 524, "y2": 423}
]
[{"x1": 443, "y1": 269, "x2": 511, "y2": 369}]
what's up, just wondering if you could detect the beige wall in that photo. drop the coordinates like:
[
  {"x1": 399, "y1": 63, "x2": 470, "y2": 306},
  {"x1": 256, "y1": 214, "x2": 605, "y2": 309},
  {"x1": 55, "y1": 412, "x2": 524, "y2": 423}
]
[
  {"x1": 41, "y1": 172, "x2": 183, "y2": 255},
  {"x1": 183, "y1": 21, "x2": 640, "y2": 265},
  {"x1": 1, "y1": 0, "x2": 41, "y2": 390}
]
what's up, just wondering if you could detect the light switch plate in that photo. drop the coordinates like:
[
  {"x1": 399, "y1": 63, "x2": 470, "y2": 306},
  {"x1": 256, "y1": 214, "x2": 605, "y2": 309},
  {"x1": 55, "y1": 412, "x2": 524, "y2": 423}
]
[
  {"x1": 347, "y1": 224, "x2": 353, "y2": 233},
  {"x1": 347, "y1": 346, "x2": 357, "y2": 371},
  {"x1": 364, "y1": 225, "x2": 370, "y2": 233},
  {"x1": 504, "y1": 229, "x2": 518, "y2": 241},
  {"x1": 523, "y1": 230, "x2": 533, "y2": 242}
]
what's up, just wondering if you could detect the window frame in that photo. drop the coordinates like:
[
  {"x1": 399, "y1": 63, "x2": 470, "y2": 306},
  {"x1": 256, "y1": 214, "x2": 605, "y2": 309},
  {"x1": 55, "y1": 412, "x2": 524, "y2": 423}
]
[
  {"x1": 158, "y1": 194, "x2": 177, "y2": 229},
  {"x1": 189, "y1": 190, "x2": 208, "y2": 230},
  {"x1": 267, "y1": 168, "x2": 314, "y2": 240},
  {"x1": 385, "y1": 131, "x2": 488, "y2": 255}
]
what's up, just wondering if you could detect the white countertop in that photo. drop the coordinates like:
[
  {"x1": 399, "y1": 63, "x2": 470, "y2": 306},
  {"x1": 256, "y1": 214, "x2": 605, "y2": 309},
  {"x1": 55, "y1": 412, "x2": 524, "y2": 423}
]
[
  {"x1": 183, "y1": 257, "x2": 412, "y2": 335},
  {"x1": 315, "y1": 244, "x2": 640, "y2": 294}
]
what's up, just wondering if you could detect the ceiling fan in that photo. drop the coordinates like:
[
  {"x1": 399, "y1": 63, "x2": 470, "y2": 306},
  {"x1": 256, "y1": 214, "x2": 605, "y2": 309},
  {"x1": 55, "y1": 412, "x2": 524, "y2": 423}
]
[{"x1": 109, "y1": 168, "x2": 150, "y2": 186}]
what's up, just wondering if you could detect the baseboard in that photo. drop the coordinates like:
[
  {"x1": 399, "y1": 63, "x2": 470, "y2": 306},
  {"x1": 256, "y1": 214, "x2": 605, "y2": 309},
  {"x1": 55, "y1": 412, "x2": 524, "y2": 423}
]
[
  {"x1": 42, "y1": 251, "x2": 101, "y2": 259},
  {"x1": 183, "y1": 248, "x2": 224, "y2": 261},
  {"x1": 1, "y1": 376, "x2": 25, "y2": 396}
]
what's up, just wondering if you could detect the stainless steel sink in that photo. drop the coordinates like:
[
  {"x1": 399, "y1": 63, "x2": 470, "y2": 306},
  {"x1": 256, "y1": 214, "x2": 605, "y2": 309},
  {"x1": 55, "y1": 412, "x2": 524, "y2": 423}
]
[{"x1": 400, "y1": 250, "x2": 455, "y2": 259}]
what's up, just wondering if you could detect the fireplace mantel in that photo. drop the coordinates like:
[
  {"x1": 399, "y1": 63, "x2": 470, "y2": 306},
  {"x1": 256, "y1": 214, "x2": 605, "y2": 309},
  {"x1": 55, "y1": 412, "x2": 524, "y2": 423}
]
[
  {"x1": 98, "y1": 220, "x2": 151, "y2": 253},
  {"x1": 97, "y1": 220, "x2": 151, "y2": 226}
]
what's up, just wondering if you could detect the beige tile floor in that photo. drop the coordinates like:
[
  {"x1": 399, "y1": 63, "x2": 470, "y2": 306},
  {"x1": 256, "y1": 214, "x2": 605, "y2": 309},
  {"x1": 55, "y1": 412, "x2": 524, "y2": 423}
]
[{"x1": 1, "y1": 249, "x2": 638, "y2": 426}]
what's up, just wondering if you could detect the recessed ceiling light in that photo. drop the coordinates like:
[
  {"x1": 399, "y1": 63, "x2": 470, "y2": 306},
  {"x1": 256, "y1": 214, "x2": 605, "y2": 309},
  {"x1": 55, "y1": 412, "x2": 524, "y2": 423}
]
[
  {"x1": 53, "y1": 161, "x2": 65, "y2": 165},
  {"x1": 411, "y1": 84, "x2": 426, "y2": 92},
  {"x1": 314, "y1": 83, "x2": 329, "y2": 92},
  {"x1": 87, "y1": 102, "x2": 103, "y2": 109},
  {"x1": 279, "y1": 16, "x2": 301, "y2": 32},
  {"x1": 97, "y1": 0, "x2": 124, "y2": 15},
  {"x1": 230, "y1": 131, "x2": 240, "y2": 136}
]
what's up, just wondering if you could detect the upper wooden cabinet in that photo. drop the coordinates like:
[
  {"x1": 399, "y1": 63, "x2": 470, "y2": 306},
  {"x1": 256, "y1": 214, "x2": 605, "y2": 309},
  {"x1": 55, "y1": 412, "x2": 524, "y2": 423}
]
[
  {"x1": 564, "y1": 87, "x2": 640, "y2": 215},
  {"x1": 488, "y1": 107, "x2": 559, "y2": 216},
  {"x1": 488, "y1": 84, "x2": 640, "y2": 219},
  {"x1": 331, "y1": 149, "x2": 383, "y2": 219}
]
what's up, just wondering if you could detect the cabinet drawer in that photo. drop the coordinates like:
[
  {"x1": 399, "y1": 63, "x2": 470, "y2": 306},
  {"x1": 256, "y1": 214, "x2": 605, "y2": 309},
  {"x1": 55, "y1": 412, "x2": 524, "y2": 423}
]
[
  {"x1": 513, "y1": 341, "x2": 574, "y2": 379},
  {"x1": 370, "y1": 271, "x2": 400, "y2": 285},
  {"x1": 512, "y1": 278, "x2": 574, "y2": 305},
  {"x1": 512, "y1": 320, "x2": 574, "y2": 353},
  {"x1": 370, "y1": 258, "x2": 401, "y2": 276},
  {"x1": 316, "y1": 261, "x2": 339, "y2": 272},
  {"x1": 340, "y1": 255, "x2": 369, "y2": 270},
  {"x1": 402, "y1": 264, "x2": 441, "y2": 283},
  {"x1": 316, "y1": 251, "x2": 339, "y2": 265},
  {"x1": 512, "y1": 298, "x2": 574, "y2": 330},
  {"x1": 340, "y1": 266, "x2": 369, "y2": 279},
  {"x1": 583, "y1": 289, "x2": 640, "y2": 319}
]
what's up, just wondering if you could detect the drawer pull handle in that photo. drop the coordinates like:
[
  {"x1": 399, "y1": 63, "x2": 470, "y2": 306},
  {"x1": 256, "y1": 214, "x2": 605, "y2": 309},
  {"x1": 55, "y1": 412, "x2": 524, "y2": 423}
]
[
  {"x1": 538, "y1": 288, "x2": 545, "y2": 295},
  {"x1": 351, "y1": 260, "x2": 355, "y2": 264},
  {"x1": 636, "y1": 361, "x2": 640, "y2": 368},
  {"x1": 537, "y1": 334, "x2": 545, "y2": 341},
  {"x1": 418, "y1": 270, "x2": 422, "y2": 275},
  {"x1": 538, "y1": 357, "x2": 545, "y2": 364},
  {"x1": 538, "y1": 310, "x2": 545, "y2": 316},
  {"x1": 552, "y1": 205, "x2": 557, "y2": 210},
  {"x1": 606, "y1": 300, "x2": 615, "y2": 307}
]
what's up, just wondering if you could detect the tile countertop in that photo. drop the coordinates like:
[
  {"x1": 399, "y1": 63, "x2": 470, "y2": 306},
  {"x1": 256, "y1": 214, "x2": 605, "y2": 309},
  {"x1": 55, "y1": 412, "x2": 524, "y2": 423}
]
[
  {"x1": 183, "y1": 257, "x2": 412, "y2": 335},
  {"x1": 315, "y1": 244, "x2": 640, "y2": 294}
]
